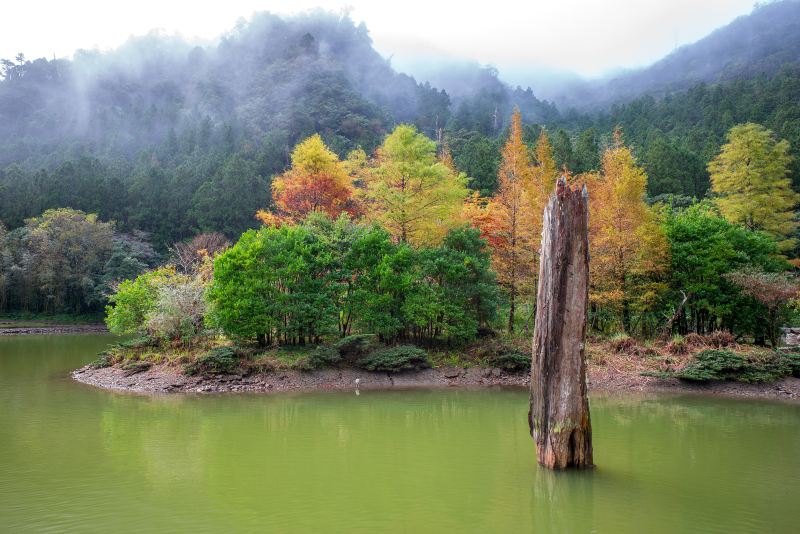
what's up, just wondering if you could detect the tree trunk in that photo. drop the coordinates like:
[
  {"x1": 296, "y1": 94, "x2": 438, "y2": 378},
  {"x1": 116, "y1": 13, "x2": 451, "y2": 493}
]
[{"x1": 529, "y1": 179, "x2": 593, "y2": 470}]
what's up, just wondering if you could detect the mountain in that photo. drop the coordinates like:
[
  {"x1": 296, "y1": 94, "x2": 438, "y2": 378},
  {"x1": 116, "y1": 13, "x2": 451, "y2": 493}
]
[{"x1": 546, "y1": 0, "x2": 800, "y2": 110}]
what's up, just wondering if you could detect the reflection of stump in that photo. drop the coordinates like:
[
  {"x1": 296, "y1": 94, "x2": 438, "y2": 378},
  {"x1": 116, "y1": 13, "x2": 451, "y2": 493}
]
[{"x1": 529, "y1": 178, "x2": 593, "y2": 469}]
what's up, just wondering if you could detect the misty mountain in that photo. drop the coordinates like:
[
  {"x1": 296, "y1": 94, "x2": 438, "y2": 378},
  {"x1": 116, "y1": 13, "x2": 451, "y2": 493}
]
[
  {"x1": 546, "y1": 0, "x2": 800, "y2": 110},
  {"x1": 0, "y1": 11, "x2": 561, "y2": 170},
  {"x1": 0, "y1": 12, "x2": 439, "y2": 168}
]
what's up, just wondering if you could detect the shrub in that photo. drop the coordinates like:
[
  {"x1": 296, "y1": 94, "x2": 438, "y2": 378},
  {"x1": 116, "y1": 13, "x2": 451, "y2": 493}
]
[
  {"x1": 357, "y1": 345, "x2": 431, "y2": 373},
  {"x1": 781, "y1": 352, "x2": 800, "y2": 378},
  {"x1": 670, "y1": 350, "x2": 790, "y2": 383},
  {"x1": 89, "y1": 353, "x2": 113, "y2": 369},
  {"x1": 609, "y1": 334, "x2": 637, "y2": 353},
  {"x1": 117, "y1": 336, "x2": 155, "y2": 350},
  {"x1": 666, "y1": 335, "x2": 688, "y2": 355},
  {"x1": 295, "y1": 346, "x2": 342, "y2": 371},
  {"x1": 105, "y1": 267, "x2": 176, "y2": 335},
  {"x1": 334, "y1": 334, "x2": 380, "y2": 360},
  {"x1": 146, "y1": 280, "x2": 206, "y2": 343},
  {"x1": 704, "y1": 331, "x2": 736, "y2": 348},
  {"x1": 184, "y1": 347, "x2": 239, "y2": 376},
  {"x1": 490, "y1": 351, "x2": 530, "y2": 373}
]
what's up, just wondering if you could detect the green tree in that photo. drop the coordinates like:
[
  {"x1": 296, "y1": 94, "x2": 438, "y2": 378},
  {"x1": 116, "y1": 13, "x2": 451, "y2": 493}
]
[
  {"x1": 105, "y1": 267, "x2": 177, "y2": 335},
  {"x1": 708, "y1": 123, "x2": 798, "y2": 250},
  {"x1": 663, "y1": 203, "x2": 788, "y2": 338},
  {"x1": 366, "y1": 125, "x2": 468, "y2": 246}
]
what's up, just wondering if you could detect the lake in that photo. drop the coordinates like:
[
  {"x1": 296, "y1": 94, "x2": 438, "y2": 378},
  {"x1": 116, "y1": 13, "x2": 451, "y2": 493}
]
[{"x1": 1, "y1": 334, "x2": 798, "y2": 533}]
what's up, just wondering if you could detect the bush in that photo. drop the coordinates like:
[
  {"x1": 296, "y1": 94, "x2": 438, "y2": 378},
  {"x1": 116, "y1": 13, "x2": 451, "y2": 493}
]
[
  {"x1": 670, "y1": 350, "x2": 790, "y2": 383},
  {"x1": 490, "y1": 351, "x2": 530, "y2": 373},
  {"x1": 609, "y1": 334, "x2": 637, "y2": 353},
  {"x1": 666, "y1": 335, "x2": 688, "y2": 355},
  {"x1": 357, "y1": 345, "x2": 431, "y2": 373},
  {"x1": 781, "y1": 352, "x2": 800, "y2": 378},
  {"x1": 334, "y1": 334, "x2": 380, "y2": 360},
  {"x1": 295, "y1": 346, "x2": 342, "y2": 371},
  {"x1": 117, "y1": 336, "x2": 155, "y2": 350},
  {"x1": 105, "y1": 267, "x2": 176, "y2": 335},
  {"x1": 89, "y1": 353, "x2": 113, "y2": 369},
  {"x1": 704, "y1": 331, "x2": 736, "y2": 348},
  {"x1": 146, "y1": 280, "x2": 206, "y2": 343},
  {"x1": 184, "y1": 347, "x2": 239, "y2": 376}
]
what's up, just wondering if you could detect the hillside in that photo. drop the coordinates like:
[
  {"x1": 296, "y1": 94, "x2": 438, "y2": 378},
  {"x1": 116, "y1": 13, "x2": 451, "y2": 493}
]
[{"x1": 550, "y1": 0, "x2": 800, "y2": 110}]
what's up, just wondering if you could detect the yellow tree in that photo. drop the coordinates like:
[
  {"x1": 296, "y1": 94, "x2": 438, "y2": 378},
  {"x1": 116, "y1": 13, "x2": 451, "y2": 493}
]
[
  {"x1": 584, "y1": 130, "x2": 669, "y2": 333},
  {"x1": 530, "y1": 129, "x2": 559, "y2": 209},
  {"x1": 256, "y1": 134, "x2": 358, "y2": 225},
  {"x1": 466, "y1": 108, "x2": 537, "y2": 332},
  {"x1": 708, "y1": 123, "x2": 798, "y2": 250},
  {"x1": 364, "y1": 124, "x2": 468, "y2": 246}
]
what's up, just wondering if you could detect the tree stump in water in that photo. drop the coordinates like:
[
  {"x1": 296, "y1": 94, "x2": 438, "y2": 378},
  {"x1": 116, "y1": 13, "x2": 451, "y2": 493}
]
[{"x1": 529, "y1": 178, "x2": 593, "y2": 469}]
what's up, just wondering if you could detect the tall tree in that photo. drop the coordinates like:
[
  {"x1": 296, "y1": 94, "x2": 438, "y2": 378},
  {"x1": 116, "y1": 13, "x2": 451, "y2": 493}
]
[
  {"x1": 581, "y1": 131, "x2": 669, "y2": 333},
  {"x1": 364, "y1": 125, "x2": 468, "y2": 246},
  {"x1": 531, "y1": 129, "x2": 559, "y2": 209},
  {"x1": 466, "y1": 108, "x2": 537, "y2": 332},
  {"x1": 708, "y1": 123, "x2": 798, "y2": 250}
]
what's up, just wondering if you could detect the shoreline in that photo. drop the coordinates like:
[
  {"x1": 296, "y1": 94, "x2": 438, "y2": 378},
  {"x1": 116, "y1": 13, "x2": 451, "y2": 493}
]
[
  {"x1": 0, "y1": 324, "x2": 108, "y2": 336},
  {"x1": 72, "y1": 362, "x2": 800, "y2": 402}
]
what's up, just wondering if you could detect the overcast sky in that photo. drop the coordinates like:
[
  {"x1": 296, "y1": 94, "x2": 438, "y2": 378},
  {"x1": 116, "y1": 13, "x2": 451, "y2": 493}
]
[{"x1": 4, "y1": 0, "x2": 758, "y2": 78}]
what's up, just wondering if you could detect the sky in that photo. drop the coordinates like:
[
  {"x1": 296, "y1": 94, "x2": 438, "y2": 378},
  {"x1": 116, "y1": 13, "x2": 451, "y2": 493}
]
[{"x1": 3, "y1": 0, "x2": 758, "y2": 79}]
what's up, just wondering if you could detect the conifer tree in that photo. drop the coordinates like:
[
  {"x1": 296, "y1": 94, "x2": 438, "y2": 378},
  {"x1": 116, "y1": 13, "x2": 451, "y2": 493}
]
[
  {"x1": 364, "y1": 125, "x2": 468, "y2": 246},
  {"x1": 708, "y1": 123, "x2": 798, "y2": 250},
  {"x1": 466, "y1": 108, "x2": 537, "y2": 332}
]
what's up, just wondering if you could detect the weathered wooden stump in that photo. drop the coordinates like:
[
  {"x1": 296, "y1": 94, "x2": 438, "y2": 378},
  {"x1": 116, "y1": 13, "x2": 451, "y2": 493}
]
[{"x1": 529, "y1": 178, "x2": 593, "y2": 469}]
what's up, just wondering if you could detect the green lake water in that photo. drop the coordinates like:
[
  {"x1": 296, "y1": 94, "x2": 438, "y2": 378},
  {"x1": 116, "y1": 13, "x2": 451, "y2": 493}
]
[{"x1": 1, "y1": 334, "x2": 798, "y2": 533}]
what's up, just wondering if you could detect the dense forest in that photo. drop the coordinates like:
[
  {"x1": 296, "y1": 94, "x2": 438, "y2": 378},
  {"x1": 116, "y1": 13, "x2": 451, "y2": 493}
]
[{"x1": 2, "y1": 3, "x2": 800, "y2": 348}]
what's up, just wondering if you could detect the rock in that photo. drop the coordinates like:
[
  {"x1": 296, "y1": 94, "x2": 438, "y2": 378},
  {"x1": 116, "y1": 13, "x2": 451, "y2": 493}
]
[
  {"x1": 443, "y1": 368, "x2": 462, "y2": 379},
  {"x1": 491, "y1": 368, "x2": 502, "y2": 378}
]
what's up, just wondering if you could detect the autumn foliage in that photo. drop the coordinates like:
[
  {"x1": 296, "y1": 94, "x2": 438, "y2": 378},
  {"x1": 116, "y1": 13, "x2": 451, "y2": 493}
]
[
  {"x1": 464, "y1": 109, "x2": 559, "y2": 331},
  {"x1": 577, "y1": 129, "x2": 669, "y2": 332},
  {"x1": 257, "y1": 134, "x2": 358, "y2": 225}
]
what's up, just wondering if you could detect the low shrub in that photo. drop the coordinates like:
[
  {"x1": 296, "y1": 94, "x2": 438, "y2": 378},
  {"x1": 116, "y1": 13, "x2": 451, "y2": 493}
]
[
  {"x1": 668, "y1": 350, "x2": 790, "y2": 383},
  {"x1": 184, "y1": 347, "x2": 239, "y2": 376},
  {"x1": 89, "y1": 353, "x2": 113, "y2": 369},
  {"x1": 666, "y1": 335, "x2": 688, "y2": 355},
  {"x1": 295, "y1": 346, "x2": 342, "y2": 371},
  {"x1": 704, "y1": 331, "x2": 736, "y2": 348},
  {"x1": 490, "y1": 351, "x2": 531, "y2": 373},
  {"x1": 334, "y1": 334, "x2": 380, "y2": 360},
  {"x1": 357, "y1": 345, "x2": 431, "y2": 373},
  {"x1": 609, "y1": 334, "x2": 637, "y2": 353},
  {"x1": 117, "y1": 336, "x2": 156, "y2": 350},
  {"x1": 781, "y1": 352, "x2": 800, "y2": 378}
]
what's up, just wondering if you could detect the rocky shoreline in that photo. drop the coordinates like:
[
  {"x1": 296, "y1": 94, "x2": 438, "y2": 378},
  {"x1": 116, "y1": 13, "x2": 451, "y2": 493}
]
[
  {"x1": 0, "y1": 324, "x2": 108, "y2": 336},
  {"x1": 72, "y1": 362, "x2": 800, "y2": 401}
]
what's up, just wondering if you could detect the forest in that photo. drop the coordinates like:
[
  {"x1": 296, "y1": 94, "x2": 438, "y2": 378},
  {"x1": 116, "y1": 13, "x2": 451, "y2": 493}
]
[{"x1": 1, "y1": 6, "x2": 800, "y2": 349}]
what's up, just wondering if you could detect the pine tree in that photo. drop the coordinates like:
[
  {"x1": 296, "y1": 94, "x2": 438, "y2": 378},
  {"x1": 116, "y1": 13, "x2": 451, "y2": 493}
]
[{"x1": 708, "y1": 123, "x2": 798, "y2": 250}]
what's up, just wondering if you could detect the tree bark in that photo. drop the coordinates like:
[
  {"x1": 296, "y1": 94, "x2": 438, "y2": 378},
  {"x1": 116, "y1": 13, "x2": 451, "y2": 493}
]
[{"x1": 529, "y1": 178, "x2": 593, "y2": 469}]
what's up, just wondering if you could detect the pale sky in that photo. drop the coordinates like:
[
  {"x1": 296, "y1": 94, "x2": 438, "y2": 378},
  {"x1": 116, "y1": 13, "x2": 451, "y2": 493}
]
[{"x1": 3, "y1": 0, "x2": 758, "y2": 78}]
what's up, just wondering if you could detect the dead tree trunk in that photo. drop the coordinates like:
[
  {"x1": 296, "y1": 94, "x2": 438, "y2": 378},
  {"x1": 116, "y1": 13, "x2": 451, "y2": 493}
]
[{"x1": 529, "y1": 178, "x2": 593, "y2": 469}]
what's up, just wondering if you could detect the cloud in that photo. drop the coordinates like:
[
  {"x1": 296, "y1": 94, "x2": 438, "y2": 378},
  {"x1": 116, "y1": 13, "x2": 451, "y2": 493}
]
[{"x1": 3, "y1": 0, "x2": 756, "y2": 77}]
